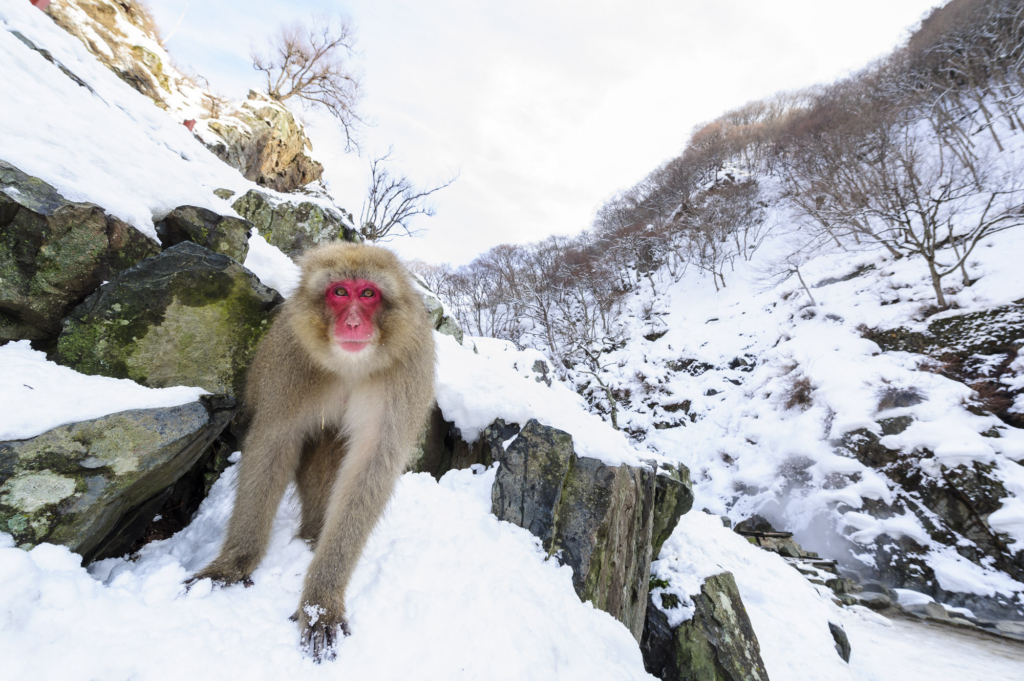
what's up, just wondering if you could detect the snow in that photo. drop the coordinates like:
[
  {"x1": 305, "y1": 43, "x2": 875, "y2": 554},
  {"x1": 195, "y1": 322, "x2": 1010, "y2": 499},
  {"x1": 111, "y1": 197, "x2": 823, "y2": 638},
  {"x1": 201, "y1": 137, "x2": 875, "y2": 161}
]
[
  {"x1": 244, "y1": 233, "x2": 302, "y2": 298},
  {"x1": 0, "y1": 341, "x2": 206, "y2": 441},
  {"x1": 0, "y1": 464, "x2": 653, "y2": 681},
  {"x1": 583, "y1": 182, "x2": 1024, "y2": 598},
  {"x1": 436, "y1": 333, "x2": 649, "y2": 467},
  {"x1": 652, "y1": 511, "x2": 854, "y2": 680}
]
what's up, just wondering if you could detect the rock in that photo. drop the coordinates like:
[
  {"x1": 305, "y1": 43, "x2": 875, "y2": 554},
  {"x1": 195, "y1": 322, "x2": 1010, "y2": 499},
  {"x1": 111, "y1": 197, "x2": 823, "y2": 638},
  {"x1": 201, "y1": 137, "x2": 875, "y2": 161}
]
[
  {"x1": 857, "y1": 593, "x2": 892, "y2": 610},
  {"x1": 734, "y1": 514, "x2": 776, "y2": 534},
  {"x1": 995, "y1": 621, "x2": 1024, "y2": 636},
  {"x1": 213, "y1": 189, "x2": 235, "y2": 200},
  {"x1": 406, "y1": 409, "x2": 519, "y2": 478},
  {"x1": 47, "y1": 1, "x2": 174, "y2": 108},
  {"x1": 207, "y1": 92, "x2": 324, "y2": 192},
  {"x1": 154, "y1": 206, "x2": 251, "y2": 262},
  {"x1": 0, "y1": 395, "x2": 236, "y2": 563},
  {"x1": 828, "y1": 622, "x2": 852, "y2": 662},
  {"x1": 651, "y1": 463, "x2": 694, "y2": 558},
  {"x1": 922, "y1": 602, "x2": 950, "y2": 619},
  {"x1": 640, "y1": 572, "x2": 770, "y2": 681},
  {"x1": 231, "y1": 189, "x2": 358, "y2": 258},
  {"x1": 420, "y1": 286, "x2": 464, "y2": 344},
  {"x1": 57, "y1": 241, "x2": 282, "y2": 396},
  {"x1": 0, "y1": 160, "x2": 159, "y2": 342},
  {"x1": 491, "y1": 419, "x2": 657, "y2": 640},
  {"x1": 491, "y1": 420, "x2": 576, "y2": 547}
]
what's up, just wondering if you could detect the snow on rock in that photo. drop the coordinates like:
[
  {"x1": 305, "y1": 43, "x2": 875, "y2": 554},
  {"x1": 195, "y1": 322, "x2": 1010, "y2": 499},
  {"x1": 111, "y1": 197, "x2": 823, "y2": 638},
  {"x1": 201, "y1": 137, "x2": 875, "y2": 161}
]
[
  {"x1": 0, "y1": 463, "x2": 653, "y2": 680},
  {"x1": 651, "y1": 511, "x2": 854, "y2": 681},
  {"x1": 436, "y1": 333, "x2": 651, "y2": 467},
  {"x1": 0, "y1": 2, "x2": 252, "y2": 239},
  {"x1": 0, "y1": 340, "x2": 206, "y2": 441},
  {"x1": 243, "y1": 233, "x2": 302, "y2": 298}
]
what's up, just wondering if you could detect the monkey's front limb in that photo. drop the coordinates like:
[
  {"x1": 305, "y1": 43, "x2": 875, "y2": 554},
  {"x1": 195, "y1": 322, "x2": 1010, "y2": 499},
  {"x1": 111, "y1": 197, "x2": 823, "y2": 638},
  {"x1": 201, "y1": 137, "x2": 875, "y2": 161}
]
[
  {"x1": 296, "y1": 429, "x2": 407, "y2": 662},
  {"x1": 193, "y1": 426, "x2": 302, "y2": 586}
]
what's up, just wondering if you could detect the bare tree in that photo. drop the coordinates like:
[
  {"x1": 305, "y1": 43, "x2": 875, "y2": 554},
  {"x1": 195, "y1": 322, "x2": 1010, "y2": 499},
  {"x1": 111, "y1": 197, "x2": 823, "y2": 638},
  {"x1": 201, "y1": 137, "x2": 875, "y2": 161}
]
[
  {"x1": 359, "y1": 149, "x2": 458, "y2": 241},
  {"x1": 252, "y1": 15, "x2": 362, "y2": 148}
]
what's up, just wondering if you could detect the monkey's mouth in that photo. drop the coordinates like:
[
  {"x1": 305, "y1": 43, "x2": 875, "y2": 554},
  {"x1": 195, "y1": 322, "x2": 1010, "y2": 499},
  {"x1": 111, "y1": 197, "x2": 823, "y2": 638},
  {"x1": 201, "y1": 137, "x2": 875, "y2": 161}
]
[{"x1": 337, "y1": 340, "x2": 371, "y2": 353}]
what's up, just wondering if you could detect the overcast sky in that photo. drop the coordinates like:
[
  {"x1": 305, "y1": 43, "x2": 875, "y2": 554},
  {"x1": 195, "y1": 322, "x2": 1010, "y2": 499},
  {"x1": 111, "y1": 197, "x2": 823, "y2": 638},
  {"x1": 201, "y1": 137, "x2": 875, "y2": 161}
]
[{"x1": 149, "y1": 0, "x2": 944, "y2": 265}]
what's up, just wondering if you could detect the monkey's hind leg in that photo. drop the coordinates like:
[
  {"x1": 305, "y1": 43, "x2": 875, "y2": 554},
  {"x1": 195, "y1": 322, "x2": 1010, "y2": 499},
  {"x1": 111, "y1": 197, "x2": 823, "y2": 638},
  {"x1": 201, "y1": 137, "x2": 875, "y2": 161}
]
[{"x1": 295, "y1": 430, "x2": 346, "y2": 545}]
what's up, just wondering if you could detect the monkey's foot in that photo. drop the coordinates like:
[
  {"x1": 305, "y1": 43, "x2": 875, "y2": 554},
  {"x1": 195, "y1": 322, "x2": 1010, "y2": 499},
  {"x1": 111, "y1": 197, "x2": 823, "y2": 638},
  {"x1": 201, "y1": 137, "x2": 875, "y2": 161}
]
[
  {"x1": 187, "y1": 559, "x2": 256, "y2": 590},
  {"x1": 298, "y1": 604, "x2": 350, "y2": 663}
]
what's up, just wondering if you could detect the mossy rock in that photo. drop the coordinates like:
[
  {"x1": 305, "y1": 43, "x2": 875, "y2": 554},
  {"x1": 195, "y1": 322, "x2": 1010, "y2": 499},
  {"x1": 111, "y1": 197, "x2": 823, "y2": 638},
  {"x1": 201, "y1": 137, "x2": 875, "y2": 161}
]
[
  {"x1": 0, "y1": 160, "x2": 159, "y2": 342},
  {"x1": 232, "y1": 189, "x2": 358, "y2": 257},
  {"x1": 491, "y1": 419, "x2": 658, "y2": 640},
  {"x1": 652, "y1": 462, "x2": 694, "y2": 558},
  {"x1": 641, "y1": 572, "x2": 769, "y2": 681},
  {"x1": 155, "y1": 205, "x2": 251, "y2": 262},
  {"x1": 57, "y1": 241, "x2": 282, "y2": 396},
  {"x1": 0, "y1": 395, "x2": 236, "y2": 562}
]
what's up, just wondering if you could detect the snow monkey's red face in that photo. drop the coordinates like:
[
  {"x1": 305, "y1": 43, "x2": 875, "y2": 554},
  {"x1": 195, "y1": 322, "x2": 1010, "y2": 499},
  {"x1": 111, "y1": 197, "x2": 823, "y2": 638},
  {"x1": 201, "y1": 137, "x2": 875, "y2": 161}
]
[{"x1": 324, "y1": 279, "x2": 383, "y2": 352}]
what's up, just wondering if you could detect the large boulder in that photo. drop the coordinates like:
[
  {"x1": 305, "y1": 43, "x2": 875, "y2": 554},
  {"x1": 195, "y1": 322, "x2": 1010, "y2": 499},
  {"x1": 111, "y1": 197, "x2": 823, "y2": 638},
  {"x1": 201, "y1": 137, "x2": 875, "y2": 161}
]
[
  {"x1": 0, "y1": 160, "x2": 159, "y2": 342},
  {"x1": 232, "y1": 189, "x2": 358, "y2": 257},
  {"x1": 641, "y1": 572, "x2": 770, "y2": 681},
  {"x1": 57, "y1": 241, "x2": 282, "y2": 396},
  {"x1": 491, "y1": 419, "x2": 660, "y2": 640},
  {"x1": 155, "y1": 206, "x2": 251, "y2": 263},
  {"x1": 0, "y1": 395, "x2": 236, "y2": 563},
  {"x1": 207, "y1": 92, "x2": 324, "y2": 192}
]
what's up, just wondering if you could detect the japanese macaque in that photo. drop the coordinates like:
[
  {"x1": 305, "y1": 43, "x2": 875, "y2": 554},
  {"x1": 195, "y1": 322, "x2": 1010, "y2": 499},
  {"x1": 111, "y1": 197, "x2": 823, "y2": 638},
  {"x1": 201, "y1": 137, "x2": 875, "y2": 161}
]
[{"x1": 191, "y1": 242, "x2": 435, "y2": 662}]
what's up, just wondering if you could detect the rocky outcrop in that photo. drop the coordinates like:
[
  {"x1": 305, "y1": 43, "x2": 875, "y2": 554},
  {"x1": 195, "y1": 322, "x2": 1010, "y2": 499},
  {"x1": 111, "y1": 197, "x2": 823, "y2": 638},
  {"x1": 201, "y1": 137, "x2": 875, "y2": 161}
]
[
  {"x1": 641, "y1": 572, "x2": 770, "y2": 681},
  {"x1": 57, "y1": 241, "x2": 283, "y2": 396},
  {"x1": 155, "y1": 206, "x2": 251, "y2": 263},
  {"x1": 491, "y1": 419, "x2": 660, "y2": 640},
  {"x1": 0, "y1": 395, "x2": 236, "y2": 563},
  {"x1": 420, "y1": 285, "x2": 464, "y2": 344},
  {"x1": 0, "y1": 160, "x2": 159, "y2": 343},
  {"x1": 231, "y1": 189, "x2": 358, "y2": 257},
  {"x1": 836, "y1": 417, "x2": 1024, "y2": 619},
  {"x1": 652, "y1": 463, "x2": 694, "y2": 558},
  {"x1": 46, "y1": 1, "x2": 176, "y2": 108},
  {"x1": 407, "y1": 410, "x2": 515, "y2": 477},
  {"x1": 207, "y1": 92, "x2": 324, "y2": 193}
]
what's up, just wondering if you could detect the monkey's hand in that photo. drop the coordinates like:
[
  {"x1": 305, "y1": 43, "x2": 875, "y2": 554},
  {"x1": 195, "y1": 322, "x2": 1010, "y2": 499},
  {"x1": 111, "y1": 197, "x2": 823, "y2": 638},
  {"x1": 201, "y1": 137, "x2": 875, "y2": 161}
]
[{"x1": 297, "y1": 601, "x2": 350, "y2": 663}]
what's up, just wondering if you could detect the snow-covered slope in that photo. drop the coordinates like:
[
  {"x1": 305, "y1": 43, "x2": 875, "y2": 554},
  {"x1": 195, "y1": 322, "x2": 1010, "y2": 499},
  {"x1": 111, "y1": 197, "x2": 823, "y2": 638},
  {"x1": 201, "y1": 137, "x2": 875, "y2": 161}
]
[{"x1": 581, "y1": 167, "x2": 1024, "y2": 614}]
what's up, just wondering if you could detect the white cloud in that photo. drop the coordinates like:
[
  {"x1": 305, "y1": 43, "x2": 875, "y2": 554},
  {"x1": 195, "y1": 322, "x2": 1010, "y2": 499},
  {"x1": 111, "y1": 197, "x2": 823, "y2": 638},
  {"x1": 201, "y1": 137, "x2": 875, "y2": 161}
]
[{"x1": 149, "y1": 0, "x2": 944, "y2": 264}]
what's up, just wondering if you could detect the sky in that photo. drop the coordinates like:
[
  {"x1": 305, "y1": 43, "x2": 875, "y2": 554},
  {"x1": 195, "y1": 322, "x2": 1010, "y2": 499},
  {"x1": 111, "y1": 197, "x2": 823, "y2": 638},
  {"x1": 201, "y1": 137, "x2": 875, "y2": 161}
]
[{"x1": 148, "y1": 0, "x2": 945, "y2": 265}]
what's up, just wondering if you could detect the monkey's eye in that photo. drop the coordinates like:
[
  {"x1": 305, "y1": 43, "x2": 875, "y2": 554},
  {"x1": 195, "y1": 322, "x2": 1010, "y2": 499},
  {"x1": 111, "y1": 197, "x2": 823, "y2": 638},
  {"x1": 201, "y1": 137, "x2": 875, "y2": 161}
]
[
  {"x1": 333, "y1": 287, "x2": 348, "y2": 297},
  {"x1": 360, "y1": 289, "x2": 375, "y2": 298}
]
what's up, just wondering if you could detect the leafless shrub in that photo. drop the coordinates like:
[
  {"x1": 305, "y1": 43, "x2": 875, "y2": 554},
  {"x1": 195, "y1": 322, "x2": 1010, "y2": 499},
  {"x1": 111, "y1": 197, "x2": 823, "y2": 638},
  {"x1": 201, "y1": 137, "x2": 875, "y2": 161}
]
[
  {"x1": 358, "y1": 149, "x2": 457, "y2": 241},
  {"x1": 782, "y1": 374, "x2": 814, "y2": 410},
  {"x1": 252, "y1": 15, "x2": 363, "y2": 149}
]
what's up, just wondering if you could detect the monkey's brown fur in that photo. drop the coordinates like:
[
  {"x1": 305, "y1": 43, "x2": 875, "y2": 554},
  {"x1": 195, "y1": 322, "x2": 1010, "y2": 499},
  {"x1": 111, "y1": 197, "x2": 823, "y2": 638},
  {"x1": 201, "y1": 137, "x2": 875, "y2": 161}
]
[{"x1": 193, "y1": 243, "x2": 435, "y2": 661}]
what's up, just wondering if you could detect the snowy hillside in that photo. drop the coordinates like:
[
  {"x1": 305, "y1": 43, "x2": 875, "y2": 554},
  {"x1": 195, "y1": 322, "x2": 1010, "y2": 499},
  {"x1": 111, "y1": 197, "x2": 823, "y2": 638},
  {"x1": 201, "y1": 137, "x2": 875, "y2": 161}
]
[{"x1": 592, "y1": 184, "x2": 1024, "y2": 616}]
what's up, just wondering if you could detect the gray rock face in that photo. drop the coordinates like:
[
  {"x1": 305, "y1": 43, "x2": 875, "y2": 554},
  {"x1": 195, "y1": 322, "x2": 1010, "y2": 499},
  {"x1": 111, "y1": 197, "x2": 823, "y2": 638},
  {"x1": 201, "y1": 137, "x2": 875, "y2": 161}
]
[
  {"x1": 208, "y1": 92, "x2": 324, "y2": 193},
  {"x1": 828, "y1": 622, "x2": 851, "y2": 663},
  {"x1": 0, "y1": 160, "x2": 159, "y2": 342},
  {"x1": 232, "y1": 189, "x2": 358, "y2": 257},
  {"x1": 652, "y1": 463, "x2": 694, "y2": 558},
  {"x1": 0, "y1": 395, "x2": 236, "y2": 563},
  {"x1": 421, "y1": 288, "x2": 464, "y2": 344},
  {"x1": 491, "y1": 419, "x2": 661, "y2": 640},
  {"x1": 57, "y1": 241, "x2": 283, "y2": 396},
  {"x1": 407, "y1": 410, "x2": 516, "y2": 478},
  {"x1": 640, "y1": 572, "x2": 769, "y2": 681},
  {"x1": 155, "y1": 206, "x2": 252, "y2": 263}
]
